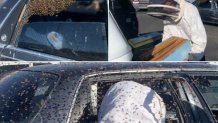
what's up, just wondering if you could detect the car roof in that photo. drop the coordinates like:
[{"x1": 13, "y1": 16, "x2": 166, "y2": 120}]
[
  {"x1": 1, "y1": 62, "x2": 218, "y2": 122},
  {"x1": 21, "y1": 62, "x2": 218, "y2": 75}
]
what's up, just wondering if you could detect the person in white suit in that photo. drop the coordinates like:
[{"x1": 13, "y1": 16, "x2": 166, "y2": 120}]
[
  {"x1": 146, "y1": 0, "x2": 207, "y2": 61},
  {"x1": 98, "y1": 81, "x2": 166, "y2": 123}
]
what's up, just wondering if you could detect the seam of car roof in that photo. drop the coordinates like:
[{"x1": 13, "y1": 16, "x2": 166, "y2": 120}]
[
  {"x1": 11, "y1": 62, "x2": 218, "y2": 74},
  {"x1": 85, "y1": 68, "x2": 218, "y2": 76},
  {"x1": 80, "y1": 68, "x2": 218, "y2": 81}
]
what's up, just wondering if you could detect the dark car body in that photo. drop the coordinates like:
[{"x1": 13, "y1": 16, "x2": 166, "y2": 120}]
[
  {"x1": 194, "y1": 0, "x2": 218, "y2": 24},
  {"x1": 0, "y1": 62, "x2": 218, "y2": 123},
  {"x1": 0, "y1": 0, "x2": 108, "y2": 61}
]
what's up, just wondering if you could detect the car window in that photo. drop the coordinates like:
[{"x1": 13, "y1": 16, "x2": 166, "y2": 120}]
[
  {"x1": 69, "y1": 73, "x2": 201, "y2": 123},
  {"x1": 71, "y1": 80, "x2": 182, "y2": 123},
  {"x1": 171, "y1": 77, "x2": 214, "y2": 123},
  {"x1": 0, "y1": 71, "x2": 59, "y2": 122},
  {"x1": 17, "y1": 22, "x2": 107, "y2": 61},
  {"x1": 194, "y1": 76, "x2": 218, "y2": 121},
  {"x1": 109, "y1": 0, "x2": 138, "y2": 39},
  {"x1": 0, "y1": 0, "x2": 7, "y2": 8},
  {"x1": 199, "y1": 0, "x2": 212, "y2": 8},
  {"x1": 13, "y1": 0, "x2": 108, "y2": 61}
]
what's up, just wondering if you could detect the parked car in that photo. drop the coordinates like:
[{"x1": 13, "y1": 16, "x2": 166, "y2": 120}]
[
  {"x1": 109, "y1": 0, "x2": 141, "y2": 61},
  {"x1": 131, "y1": 0, "x2": 150, "y2": 10},
  {"x1": 0, "y1": 0, "x2": 108, "y2": 61},
  {"x1": 108, "y1": 11, "x2": 133, "y2": 61},
  {"x1": 0, "y1": 62, "x2": 218, "y2": 123},
  {"x1": 194, "y1": 0, "x2": 218, "y2": 25}
]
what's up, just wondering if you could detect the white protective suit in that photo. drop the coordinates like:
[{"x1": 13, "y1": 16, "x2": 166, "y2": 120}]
[
  {"x1": 98, "y1": 81, "x2": 166, "y2": 123},
  {"x1": 162, "y1": 1, "x2": 207, "y2": 61},
  {"x1": 146, "y1": 0, "x2": 207, "y2": 61}
]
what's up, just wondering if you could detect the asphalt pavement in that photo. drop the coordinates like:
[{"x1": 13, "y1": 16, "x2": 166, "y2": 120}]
[
  {"x1": 204, "y1": 24, "x2": 218, "y2": 61},
  {"x1": 136, "y1": 13, "x2": 218, "y2": 61}
]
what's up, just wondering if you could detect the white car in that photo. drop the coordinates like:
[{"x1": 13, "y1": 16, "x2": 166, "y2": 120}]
[
  {"x1": 108, "y1": 0, "x2": 162, "y2": 61},
  {"x1": 108, "y1": 11, "x2": 133, "y2": 61}
]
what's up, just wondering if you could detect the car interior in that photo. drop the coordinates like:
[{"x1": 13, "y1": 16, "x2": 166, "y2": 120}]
[
  {"x1": 194, "y1": 76, "x2": 218, "y2": 122},
  {"x1": 198, "y1": 0, "x2": 212, "y2": 8},
  {"x1": 13, "y1": 0, "x2": 108, "y2": 61},
  {"x1": 70, "y1": 74, "x2": 184, "y2": 123}
]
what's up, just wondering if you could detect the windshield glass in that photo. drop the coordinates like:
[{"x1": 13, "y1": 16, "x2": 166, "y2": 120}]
[
  {"x1": 0, "y1": 0, "x2": 7, "y2": 8},
  {"x1": 0, "y1": 71, "x2": 59, "y2": 123}
]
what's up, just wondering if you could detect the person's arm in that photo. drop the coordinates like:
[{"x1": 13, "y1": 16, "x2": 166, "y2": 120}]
[
  {"x1": 188, "y1": 5, "x2": 207, "y2": 61},
  {"x1": 162, "y1": 20, "x2": 173, "y2": 41}
]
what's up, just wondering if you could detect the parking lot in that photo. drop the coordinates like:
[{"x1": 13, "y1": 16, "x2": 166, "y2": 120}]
[{"x1": 137, "y1": 13, "x2": 218, "y2": 61}]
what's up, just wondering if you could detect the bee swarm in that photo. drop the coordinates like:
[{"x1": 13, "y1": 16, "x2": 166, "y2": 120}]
[{"x1": 28, "y1": 0, "x2": 76, "y2": 16}]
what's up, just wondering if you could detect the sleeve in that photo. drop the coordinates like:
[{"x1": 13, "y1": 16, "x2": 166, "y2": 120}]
[
  {"x1": 162, "y1": 20, "x2": 172, "y2": 41},
  {"x1": 189, "y1": 5, "x2": 207, "y2": 55}
]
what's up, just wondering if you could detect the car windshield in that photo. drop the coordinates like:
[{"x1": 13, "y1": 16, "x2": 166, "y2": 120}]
[
  {"x1": 0, "y1": 71, "x2": 59, "y2": 123},
  {"x1": 0, "y1": 0, "x2": 7, "y2": 8}
]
